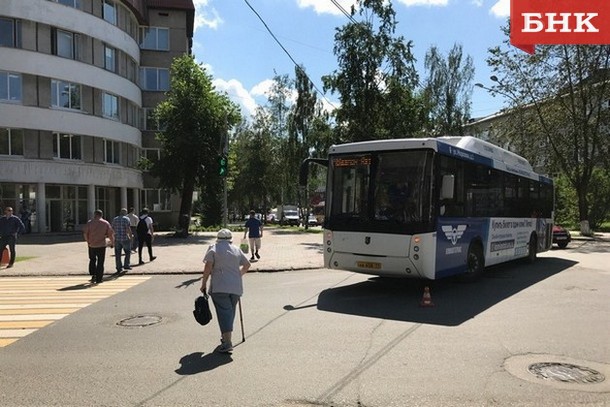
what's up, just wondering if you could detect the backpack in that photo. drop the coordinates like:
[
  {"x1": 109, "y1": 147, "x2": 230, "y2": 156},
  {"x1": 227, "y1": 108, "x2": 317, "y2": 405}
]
[{"x1": 137, "y1": 216, "x2": 149, "y2": 236}]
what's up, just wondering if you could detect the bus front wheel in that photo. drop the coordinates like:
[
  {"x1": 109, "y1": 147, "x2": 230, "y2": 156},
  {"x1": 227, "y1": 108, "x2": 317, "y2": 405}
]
[
  {"x1": 528, "y1": 234, "x2": 537, "y2": 263},
  {"x1": 459, "y1": 243, "x2": 484, "y2": 282}
]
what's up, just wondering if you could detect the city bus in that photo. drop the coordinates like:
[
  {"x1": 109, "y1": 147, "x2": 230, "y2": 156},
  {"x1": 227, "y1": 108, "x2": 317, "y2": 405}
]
[{"x1": 300, "y1": 136, "x2": 553, "y2": 281}]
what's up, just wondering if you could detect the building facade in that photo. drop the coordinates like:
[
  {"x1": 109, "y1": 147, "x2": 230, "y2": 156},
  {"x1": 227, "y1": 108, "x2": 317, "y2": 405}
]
[{"x1": 0, "y1": 0, "x2": 194, "y2": 233}]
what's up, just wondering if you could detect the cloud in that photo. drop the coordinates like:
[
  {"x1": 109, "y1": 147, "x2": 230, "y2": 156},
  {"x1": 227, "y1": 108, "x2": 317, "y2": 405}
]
[
  {"x1": 490, "y1": 0, "x2": 509, "y2": 17},
  {"x1": 396, "y1": 0, "x2": 449, "y2": 6},
  {"x1": 213, "y1": 78, "x2": 258, "y2": 117},
  {"x1": 296, "y1": 0, "x2": 357, "y2": 16},
  {"x1": 299, "y1": 0, "x2": 452, "y2": 14},
  {"x1": 193, "y1": 0, "x2": 223, "y2": 31},
  {"x1": 251, "y1": 79, "x2": 275, "y2": 97}
]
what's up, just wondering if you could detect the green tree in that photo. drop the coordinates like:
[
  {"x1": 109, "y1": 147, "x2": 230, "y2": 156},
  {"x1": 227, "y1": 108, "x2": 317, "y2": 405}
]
[
  {"x1": 152, "y1": 55, "x2": 240, "y2": 231},
  {"x1": 289, "y1": 66, "x2": 317, "y2": 223},
  {"x1": 231, "y1": 108, "x2": 274, "y2": 215},
  {"x1": 322, "y1": 0, "x2": 425, "y2": 142},
  {"x1": 423, "y1": 43, "x2": 475, "y2": 136},
  {"x1": 267, "y1": 74, "x2": 298, "y2": 205},
  {"x1": 487, "y1": 38, "x2": 610, "y2": 234}
]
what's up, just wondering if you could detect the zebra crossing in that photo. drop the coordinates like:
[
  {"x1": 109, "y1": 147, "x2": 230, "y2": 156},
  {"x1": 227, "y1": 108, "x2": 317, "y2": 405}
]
[{"x1": 0, "y1": 276, "x2": 150, "y2": 347}]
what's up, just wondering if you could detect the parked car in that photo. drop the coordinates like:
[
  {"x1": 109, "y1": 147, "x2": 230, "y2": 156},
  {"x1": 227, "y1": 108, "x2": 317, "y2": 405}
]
[
  {"x1": 266, "y1": 210, "x2": 278, "y2": 224},
  {"x1": 307, "y1": 213, "x2": 318, "y2": 226},
  {"x1": 552, "y1": 225, "x2": 571, "y2": 249},
  {"x1": 278, "y1": 205, "x2": 300, "y2": 226}
]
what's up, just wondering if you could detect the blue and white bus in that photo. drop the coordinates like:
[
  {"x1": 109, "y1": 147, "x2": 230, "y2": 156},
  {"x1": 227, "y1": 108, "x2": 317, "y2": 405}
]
[{"x1": 302, "y1": 136, "x2": 553, "y2": 281}]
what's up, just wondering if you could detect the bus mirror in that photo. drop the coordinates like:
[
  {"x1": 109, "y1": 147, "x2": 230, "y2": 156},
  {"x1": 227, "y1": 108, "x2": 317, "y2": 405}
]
[{"x1": 440, "y1": 175, "x2": 455, "y2": 200}]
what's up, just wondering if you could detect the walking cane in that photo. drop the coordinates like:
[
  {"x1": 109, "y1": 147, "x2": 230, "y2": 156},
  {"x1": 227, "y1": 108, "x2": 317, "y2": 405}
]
[{"x1": 238, "y1": 298, "x2": 245, "y2": 342}]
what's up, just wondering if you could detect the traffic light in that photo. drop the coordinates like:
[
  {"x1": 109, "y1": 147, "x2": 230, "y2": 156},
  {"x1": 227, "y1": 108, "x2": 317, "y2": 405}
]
[{"x1": 218, "y1": 155, "x2": 228, "y2": 176}]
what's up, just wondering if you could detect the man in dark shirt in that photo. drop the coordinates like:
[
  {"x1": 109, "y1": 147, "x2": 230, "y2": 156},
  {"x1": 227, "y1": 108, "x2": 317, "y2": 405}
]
[
  {"x1": 243, "y1": 210, "x2": 263, "y2": 261},
  {"x1": 0, "y1": 207, "x2": 26, "y2": 269}
]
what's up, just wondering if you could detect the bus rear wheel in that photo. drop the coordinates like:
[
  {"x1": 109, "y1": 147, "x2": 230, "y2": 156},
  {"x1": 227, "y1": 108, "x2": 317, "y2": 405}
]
[{"x1": 458, "y1": 243, "x2": 484, "y2": 282}]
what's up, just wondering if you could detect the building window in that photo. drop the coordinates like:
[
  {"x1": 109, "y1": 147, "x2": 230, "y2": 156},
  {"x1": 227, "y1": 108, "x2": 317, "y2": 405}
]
[
  {"x1": 142, "y1": 108, "x2": 162, "y2": 130},
  {"x1": 141, "y1": 189, "x2": 171, "y2": 211},
  {"x1": 104, "y1": 45, "x2": 116, "y2": 72},
  {"x1": 139, "y1": 67, "x2": 169, "y2": 91},
  {"x1": 127, "y1": 58, "x2": 137, "y2": 82},
  {"x1": 52, "y1": 28, "x2": 81, "y2": 60},
  {"x1": 0, "y1": 71, "x2": 22, "y2": 102},
  {"x1": 125, "y1": 13, "x2": 137, "y2": 39},
  {"x1": 49, "y1": 0, "x2": 81, "y2": 8},
  {"x1": 142, "y1": 148, "x2": 160, "y2": 161},
  {"x1": 0, "y1": 128, "x2": 24, "y2": 156},
  {"x1": 102, "y1": 93, "x2": 119, "y2": 120},
  {"x1": 53, "y1": 133, "x2": 82, "y2": 160},
  {"x1": 103, "y1": 0, "x2": 117, "y2": 25},
  {"x1": 126, "y1": 102, "x2": 139, "y2": 127},
  {"x1": 0, "y1": 18, "x2": 21, "y2": 48},
  {"x1": 139, "y1": 27, "x2": 169, "y2": 51},
  {"x1": 51, "y1": 79, "x2": 81, "y2": 110},
  {"x1": 104, "y1": 139, "x2": 120, "y2": 164}
]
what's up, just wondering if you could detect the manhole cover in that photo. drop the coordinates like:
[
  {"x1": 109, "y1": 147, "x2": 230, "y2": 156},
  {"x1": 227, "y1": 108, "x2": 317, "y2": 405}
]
[
  {"x1": 117, "y1": 314, "x2": 163, "y2": 328},
  {"x1": 528, "y1": 362, "x2": 605, "y2": 384},
  {"x1": 505, "y1": 354, "x2": 610, "y2": 392}
]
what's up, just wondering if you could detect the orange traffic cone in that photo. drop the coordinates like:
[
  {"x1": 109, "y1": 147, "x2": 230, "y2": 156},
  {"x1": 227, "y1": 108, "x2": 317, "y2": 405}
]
[
  {"x1": 1, "y1": 248, "x2": 10, "y2": 266},
  {"x1": 420, "y1": 286, "x2": 435, "y2": 307}
]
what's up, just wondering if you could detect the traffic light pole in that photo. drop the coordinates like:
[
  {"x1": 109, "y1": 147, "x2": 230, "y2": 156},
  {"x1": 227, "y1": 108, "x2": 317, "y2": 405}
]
[{"x1": 222, "y1": 177, "x2": 229, "y2": 228}]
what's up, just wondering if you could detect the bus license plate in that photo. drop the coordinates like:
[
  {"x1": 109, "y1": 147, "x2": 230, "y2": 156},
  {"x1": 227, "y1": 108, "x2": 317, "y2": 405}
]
[{"x1": 357, "y1": 261, "x2": 381, "y2": 270}]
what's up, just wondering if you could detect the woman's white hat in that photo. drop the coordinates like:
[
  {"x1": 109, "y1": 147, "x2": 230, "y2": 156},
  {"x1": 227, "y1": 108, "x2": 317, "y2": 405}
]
[{"x1": 216, "y1": 228, "x2": 233, "y2": 241}]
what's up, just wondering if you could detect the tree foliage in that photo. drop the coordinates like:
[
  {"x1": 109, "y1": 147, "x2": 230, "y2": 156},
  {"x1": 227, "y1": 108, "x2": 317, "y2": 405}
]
[
  {"x1": 423, "y1": 43, "x2": 475, "y2": 136},
  {"x1": 152, "y1": 55, "x2": 239, "y2": 229},
  {"x1": 322, "y1": 0, "x2": 425, "y2": 142},
  {"x1": 487, "y1": 39, "x2": 610, "y2": 233}
]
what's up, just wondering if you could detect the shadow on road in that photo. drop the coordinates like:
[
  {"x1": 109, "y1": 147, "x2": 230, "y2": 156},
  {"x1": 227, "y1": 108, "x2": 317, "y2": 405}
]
[
  {"x1": 556, "y1": 239, "x2": 610, "y2": 254},
  {"x1": 317, "y1": 257, "x2": 576, "y2": 326},
  {"x1": 175, "y1": 351, "x2": 232, "y2": 375}
]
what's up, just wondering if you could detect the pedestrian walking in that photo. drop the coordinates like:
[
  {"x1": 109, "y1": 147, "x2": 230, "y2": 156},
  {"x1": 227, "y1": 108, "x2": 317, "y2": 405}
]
[
  {"x1": 83, "y1": 209, "x2": 114, "y2": 284},
  {"x1": 127, "y1": 207, "x2": 139, "y2": 253},
  {"x1": 137, "y1": 208, "x2": 156, "y2": 265},
  {"x1": 0, "y1": 207, "x2": 26, "y2": 268},
  {"x1": 111, "y1": 208, "x2": 132, "y2": 274},
  {"x1": 200, "y1": 229, "x2": 250, "y2": 353},
  {"x1": 243, "y1": 210, "x2": 263, "y2": 261}
]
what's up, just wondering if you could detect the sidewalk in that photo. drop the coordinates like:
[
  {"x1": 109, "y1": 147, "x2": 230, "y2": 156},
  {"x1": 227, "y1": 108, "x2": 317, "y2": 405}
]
[{"x1": 0, "y1": 227, "x2": 325, "y2": 278}]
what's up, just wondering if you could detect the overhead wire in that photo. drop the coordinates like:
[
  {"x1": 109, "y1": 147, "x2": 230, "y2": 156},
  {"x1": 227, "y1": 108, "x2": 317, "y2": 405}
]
[
  {"x1": 330, "y1": 0, "x2": 357, "y2": 24},
  {"x1": 242, "y1": 0, "x2": 338, "y2": 110}
]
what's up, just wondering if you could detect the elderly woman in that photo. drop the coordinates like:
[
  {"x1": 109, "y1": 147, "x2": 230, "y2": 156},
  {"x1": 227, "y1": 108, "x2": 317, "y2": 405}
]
[{"x1": 200, "y1": 229, "x2": 250, "y2": 353}]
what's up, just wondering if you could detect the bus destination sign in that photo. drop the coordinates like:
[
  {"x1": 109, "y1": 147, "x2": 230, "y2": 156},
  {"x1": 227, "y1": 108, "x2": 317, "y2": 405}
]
[{"x1": 333, "y1": 156, "x2": 372, "y2": 168}]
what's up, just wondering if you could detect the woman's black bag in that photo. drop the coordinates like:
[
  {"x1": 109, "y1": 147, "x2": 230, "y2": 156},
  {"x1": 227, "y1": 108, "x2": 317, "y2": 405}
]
[{"x1": 193, "y1": 294, "x2": 213, "y2": 325}]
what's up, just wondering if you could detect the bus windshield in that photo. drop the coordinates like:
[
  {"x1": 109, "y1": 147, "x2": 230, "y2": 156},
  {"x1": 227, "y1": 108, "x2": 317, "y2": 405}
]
[{"x1": 327, "y1": 150, "x2": 434, "y2": 234}]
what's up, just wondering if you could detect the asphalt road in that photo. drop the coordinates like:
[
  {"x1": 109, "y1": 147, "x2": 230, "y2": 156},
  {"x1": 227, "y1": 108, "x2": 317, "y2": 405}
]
[{"x1": 0, "y1": 242, "x2": 608, "y2": 406}]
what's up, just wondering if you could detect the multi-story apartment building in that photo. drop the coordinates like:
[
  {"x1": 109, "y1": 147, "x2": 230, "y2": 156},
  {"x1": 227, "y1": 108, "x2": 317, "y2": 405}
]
[{"x1": 0, "y1": 0, "x2": 194, "y2": 233}]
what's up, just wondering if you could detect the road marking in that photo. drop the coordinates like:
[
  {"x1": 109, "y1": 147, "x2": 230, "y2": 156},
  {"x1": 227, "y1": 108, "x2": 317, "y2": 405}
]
[{"x1": 0, "y1": 276, "x2": 149, "y2": 347}]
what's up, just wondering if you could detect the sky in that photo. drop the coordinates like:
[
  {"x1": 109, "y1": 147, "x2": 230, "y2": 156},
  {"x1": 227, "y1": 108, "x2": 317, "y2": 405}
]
[{"x1": 190, "y1": 0, "x2": 513, "y2": 121}]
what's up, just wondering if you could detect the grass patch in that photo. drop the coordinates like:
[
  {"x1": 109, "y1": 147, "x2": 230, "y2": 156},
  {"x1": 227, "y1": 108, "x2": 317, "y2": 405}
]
[{"x1": 14, "y1": 256, "x2": 37, "y2": 263}]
